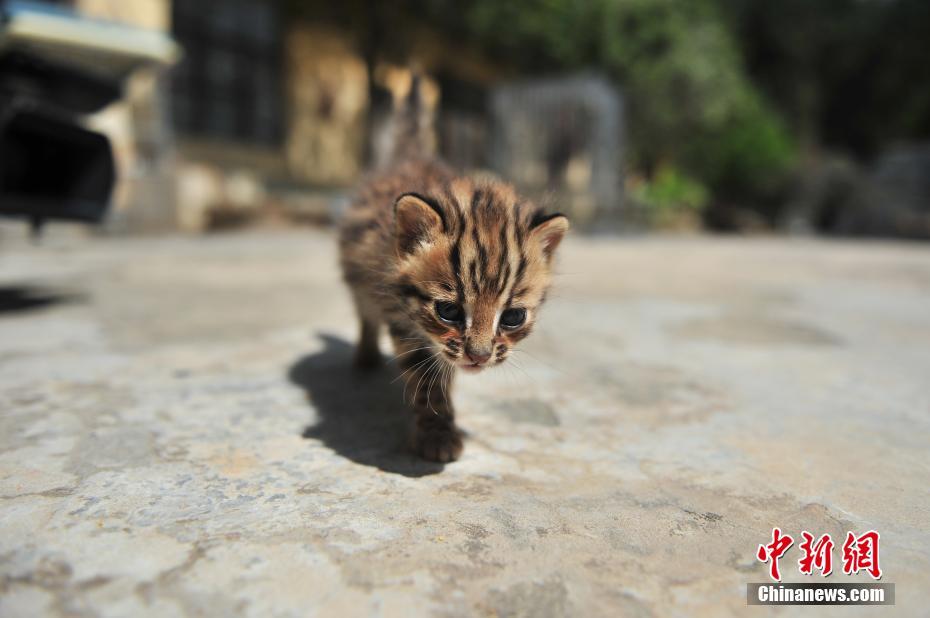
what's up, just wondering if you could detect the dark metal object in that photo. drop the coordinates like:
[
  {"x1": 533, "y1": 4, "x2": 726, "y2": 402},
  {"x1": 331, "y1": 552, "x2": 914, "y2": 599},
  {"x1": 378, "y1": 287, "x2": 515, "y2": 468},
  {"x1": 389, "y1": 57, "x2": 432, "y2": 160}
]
[
  {"x1": 0, "y1": 98, "x2": 115, "y2": 226},
  {"x1": 0, "y1": 1, "x2": 178, "y2": 230}
]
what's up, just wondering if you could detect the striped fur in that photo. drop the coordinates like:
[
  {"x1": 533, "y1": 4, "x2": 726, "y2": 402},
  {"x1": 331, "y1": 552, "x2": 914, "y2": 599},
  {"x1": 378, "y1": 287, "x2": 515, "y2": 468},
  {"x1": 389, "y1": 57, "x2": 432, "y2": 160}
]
[{"x1": 338, "y1": 83, "x2": 568, "y2": 462}]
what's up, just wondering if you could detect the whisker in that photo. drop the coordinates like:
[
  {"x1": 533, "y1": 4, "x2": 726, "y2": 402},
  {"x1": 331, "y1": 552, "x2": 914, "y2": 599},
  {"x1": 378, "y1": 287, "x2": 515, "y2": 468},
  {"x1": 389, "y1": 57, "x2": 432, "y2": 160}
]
[
  {"x1": 426, "y1": 360, "x2": 445, "y2": 415},
  {"x1": 507, "y1": 356, "x2": 535, "y2": 383},
  {"x1": 394, "y1": 350, "x2": 442, "y2": 385},
  {"x1": 511, "y1": 349, "x2": 570, "y2": 377},
  {"x1": 389, "y1": 345, "x2": 435, "y2": 361},
  {"x1": 413, "y1": 356, "x2": 441, "y2": 406},
  {"x1": 439, "y1": 363, "x2": 450, "y2": 405},
  {"x1": 404, "y1": 358, "x2": 430, "y2": 404}
]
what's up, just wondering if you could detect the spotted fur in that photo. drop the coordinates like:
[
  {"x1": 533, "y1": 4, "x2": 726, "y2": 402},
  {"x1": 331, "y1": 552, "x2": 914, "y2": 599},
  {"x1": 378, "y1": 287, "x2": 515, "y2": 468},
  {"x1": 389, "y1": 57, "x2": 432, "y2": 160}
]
[{"x1": 339, "y1": 80, "x2": 568, "y2": 462}]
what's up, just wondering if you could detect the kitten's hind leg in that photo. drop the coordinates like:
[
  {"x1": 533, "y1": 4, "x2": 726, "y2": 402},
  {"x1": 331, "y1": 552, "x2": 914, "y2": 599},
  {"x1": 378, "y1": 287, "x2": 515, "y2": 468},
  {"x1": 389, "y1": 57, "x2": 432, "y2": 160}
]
[
  {"x1": 354, "y1": 317, "x2": 382, "y2": 369},
  {"x1": 352, "y1": 302, "x2": 383, "y2": 370}
]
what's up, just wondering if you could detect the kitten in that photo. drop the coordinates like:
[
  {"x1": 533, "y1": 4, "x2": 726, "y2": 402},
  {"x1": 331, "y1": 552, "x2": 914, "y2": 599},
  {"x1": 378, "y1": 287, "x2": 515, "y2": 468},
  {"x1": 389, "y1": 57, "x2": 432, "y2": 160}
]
[{"x1": 339, "y1": 77, "x2": 568, "y2": 462}]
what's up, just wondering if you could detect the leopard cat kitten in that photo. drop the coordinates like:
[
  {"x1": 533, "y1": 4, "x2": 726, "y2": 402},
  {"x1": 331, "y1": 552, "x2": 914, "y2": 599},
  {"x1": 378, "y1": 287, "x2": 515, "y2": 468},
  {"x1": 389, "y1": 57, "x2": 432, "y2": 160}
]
[{"x1": 339, "y1": 77, "x2": 568, "y2": 462}]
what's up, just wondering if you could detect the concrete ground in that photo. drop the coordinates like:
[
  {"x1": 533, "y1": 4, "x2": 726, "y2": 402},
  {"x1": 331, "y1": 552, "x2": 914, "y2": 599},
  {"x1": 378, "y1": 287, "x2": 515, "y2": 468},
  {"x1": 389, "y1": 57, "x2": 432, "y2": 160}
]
[{"x1": 1, "y1": 227, "x2": 928, "y2": 617}]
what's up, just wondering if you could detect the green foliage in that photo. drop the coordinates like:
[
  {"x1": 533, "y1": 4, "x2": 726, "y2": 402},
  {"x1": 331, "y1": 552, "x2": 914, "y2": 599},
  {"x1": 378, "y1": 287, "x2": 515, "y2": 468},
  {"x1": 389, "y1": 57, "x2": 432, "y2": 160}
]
[
  {"x1": 684, "y1": 93, "x2": 796, "y2": 199},
  {"x1": 717, "y1": 0, "x2": 930, "y2": 157},
  {"x1": 632, "y1": 166, "x2": 709, "y2": 213},
  {"x1": 596, "y1": 0, "x2": 750, "y2": 167},
  {"x1": 419, "y1": 0, "x2": 797, "y2": 202}
]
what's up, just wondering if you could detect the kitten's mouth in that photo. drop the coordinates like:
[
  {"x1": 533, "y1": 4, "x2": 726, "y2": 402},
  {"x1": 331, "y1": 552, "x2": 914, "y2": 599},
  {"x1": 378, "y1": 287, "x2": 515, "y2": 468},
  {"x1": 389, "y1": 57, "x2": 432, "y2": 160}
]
[{"x1": 458, "y1": 361, "x2": 487, "y2": 373}]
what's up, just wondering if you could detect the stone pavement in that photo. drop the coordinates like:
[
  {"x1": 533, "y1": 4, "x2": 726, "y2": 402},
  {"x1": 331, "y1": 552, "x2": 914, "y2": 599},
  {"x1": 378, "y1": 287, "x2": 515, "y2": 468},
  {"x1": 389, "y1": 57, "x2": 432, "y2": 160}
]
[{"x1": 1, "y1": 228, "x2": 928, "y2": 616}]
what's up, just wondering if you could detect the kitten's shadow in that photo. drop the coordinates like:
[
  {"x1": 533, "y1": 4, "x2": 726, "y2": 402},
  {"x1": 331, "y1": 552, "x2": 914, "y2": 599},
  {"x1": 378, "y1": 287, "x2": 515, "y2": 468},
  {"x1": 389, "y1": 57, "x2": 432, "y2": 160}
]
[{"x1": 287, "y1": 333, "x2": 445, "y2": 477}]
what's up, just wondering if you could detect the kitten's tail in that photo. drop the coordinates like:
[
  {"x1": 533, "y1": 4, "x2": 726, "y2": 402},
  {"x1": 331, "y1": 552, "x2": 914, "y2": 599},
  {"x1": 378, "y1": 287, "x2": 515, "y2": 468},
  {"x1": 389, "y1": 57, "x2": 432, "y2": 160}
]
[{"x1": 383, "y1": 74, "x2": 436, "y2": 165}]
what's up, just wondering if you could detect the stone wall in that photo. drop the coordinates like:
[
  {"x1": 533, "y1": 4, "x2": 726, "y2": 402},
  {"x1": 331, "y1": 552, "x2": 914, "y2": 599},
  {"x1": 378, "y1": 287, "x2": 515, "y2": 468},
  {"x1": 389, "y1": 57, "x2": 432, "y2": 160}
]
[
  {"x1": 77, "y1": 0, "x2": 179, "y2": 233},
  {"x1": 285, "y1": 26, "x2": 368, "y2": 187},
  {"x1": 75, "y1": 0, "x2": 169, "y2": 30},
  {"x1": 77, "y1": 4, "x2": 370, "y2": 233},
  {"x1": 166, "y1": 22, "x2": 372, "y2": 232}
]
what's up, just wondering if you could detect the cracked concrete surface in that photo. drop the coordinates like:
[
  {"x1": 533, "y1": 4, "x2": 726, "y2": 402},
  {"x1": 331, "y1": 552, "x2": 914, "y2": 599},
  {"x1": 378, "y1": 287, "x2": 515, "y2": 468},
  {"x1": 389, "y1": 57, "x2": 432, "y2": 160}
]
[{"x1": 1, "y1": 228, "x2": 929, "y2": 616}]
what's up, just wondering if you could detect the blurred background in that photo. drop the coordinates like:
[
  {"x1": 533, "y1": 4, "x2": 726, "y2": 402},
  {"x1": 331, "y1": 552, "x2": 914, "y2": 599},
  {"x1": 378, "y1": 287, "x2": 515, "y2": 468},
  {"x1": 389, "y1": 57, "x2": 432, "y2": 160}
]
[{"x1": 3, "y1": 0, "x2": 930, "y2": 238}]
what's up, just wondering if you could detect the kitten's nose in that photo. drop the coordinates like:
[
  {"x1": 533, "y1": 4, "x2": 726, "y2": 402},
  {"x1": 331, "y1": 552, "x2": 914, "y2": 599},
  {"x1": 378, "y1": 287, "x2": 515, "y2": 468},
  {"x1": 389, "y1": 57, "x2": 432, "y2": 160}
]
[{"x1": 465, "y1": 347, "x2": 492, "y2": 365}]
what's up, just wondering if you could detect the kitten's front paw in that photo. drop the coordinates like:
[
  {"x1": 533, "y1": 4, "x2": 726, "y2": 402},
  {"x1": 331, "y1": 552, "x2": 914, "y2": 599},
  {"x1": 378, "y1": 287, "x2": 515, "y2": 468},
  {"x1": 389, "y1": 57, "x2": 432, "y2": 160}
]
[{"x1": 414, "y1": 425, "x2": 463, "y2": 463}]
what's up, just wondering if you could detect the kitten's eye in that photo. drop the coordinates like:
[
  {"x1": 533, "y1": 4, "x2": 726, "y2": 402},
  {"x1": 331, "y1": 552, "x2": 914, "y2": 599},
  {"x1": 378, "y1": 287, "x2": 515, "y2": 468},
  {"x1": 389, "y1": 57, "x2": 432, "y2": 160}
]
[
  {"x1": 500, "y1": 307, "x2": 527, "y2": 329},
  {"x1": 435, "y1": 301, "x2": 464, "y2": 324}
]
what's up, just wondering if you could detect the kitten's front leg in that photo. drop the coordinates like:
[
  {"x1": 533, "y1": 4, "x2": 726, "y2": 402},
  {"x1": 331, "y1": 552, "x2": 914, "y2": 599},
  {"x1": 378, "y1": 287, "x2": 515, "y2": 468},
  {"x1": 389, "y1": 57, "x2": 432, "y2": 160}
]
[{"x1": 393, "y1": 336, "x2": 462, "y2": 462}]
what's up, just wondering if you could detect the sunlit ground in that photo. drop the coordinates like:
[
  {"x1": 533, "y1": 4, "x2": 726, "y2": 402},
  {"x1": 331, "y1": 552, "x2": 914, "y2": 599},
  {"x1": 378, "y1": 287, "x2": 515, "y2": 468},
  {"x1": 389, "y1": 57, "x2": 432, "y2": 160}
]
[{"x1": 1, "y1": 226, "x2": 928, "y2": 616}]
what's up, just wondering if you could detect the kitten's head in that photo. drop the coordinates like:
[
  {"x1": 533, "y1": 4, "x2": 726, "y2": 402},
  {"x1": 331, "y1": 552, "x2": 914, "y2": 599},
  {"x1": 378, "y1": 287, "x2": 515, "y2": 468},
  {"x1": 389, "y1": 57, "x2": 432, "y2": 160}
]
[{"x1": 393, "y1": 180, "x2": 568, "y2": 372}]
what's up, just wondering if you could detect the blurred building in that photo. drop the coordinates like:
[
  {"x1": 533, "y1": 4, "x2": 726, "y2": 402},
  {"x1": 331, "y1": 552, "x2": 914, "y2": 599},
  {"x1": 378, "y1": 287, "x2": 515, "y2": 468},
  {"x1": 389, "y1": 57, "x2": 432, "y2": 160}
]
[
  {"x1": 71, "y1": 0, "x2": 367, "y2": 233},
  {"x1": 42, "y1": 0, "x2": 624, "y2": 233}
]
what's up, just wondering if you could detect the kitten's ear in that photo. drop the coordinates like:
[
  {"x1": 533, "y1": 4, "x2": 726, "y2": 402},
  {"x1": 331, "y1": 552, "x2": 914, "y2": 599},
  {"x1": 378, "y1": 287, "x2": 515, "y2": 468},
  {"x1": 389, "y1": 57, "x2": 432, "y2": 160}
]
[
  {"x1": 394, "y1": 193, "x2": 445, "y2": 255},
  {"x1": 530, "y1": 213, "x2": 569, "y2": 260}
]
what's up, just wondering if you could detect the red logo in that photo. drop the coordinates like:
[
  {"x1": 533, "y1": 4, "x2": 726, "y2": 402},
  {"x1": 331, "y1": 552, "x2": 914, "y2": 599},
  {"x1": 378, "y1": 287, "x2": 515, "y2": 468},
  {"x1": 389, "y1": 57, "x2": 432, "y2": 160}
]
[
  {"x1": 757, "y1": 529, "x2": 882, "y2": 581},
  {"x1": 842, "y1": 530, "x2": 882, "y2": 579},
  {"x1": 798, "y1": 531, "x2": 834, "y2": 576},
  {"x1": 756, "y1": 527, "x2": 794, "y2": 581}
]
